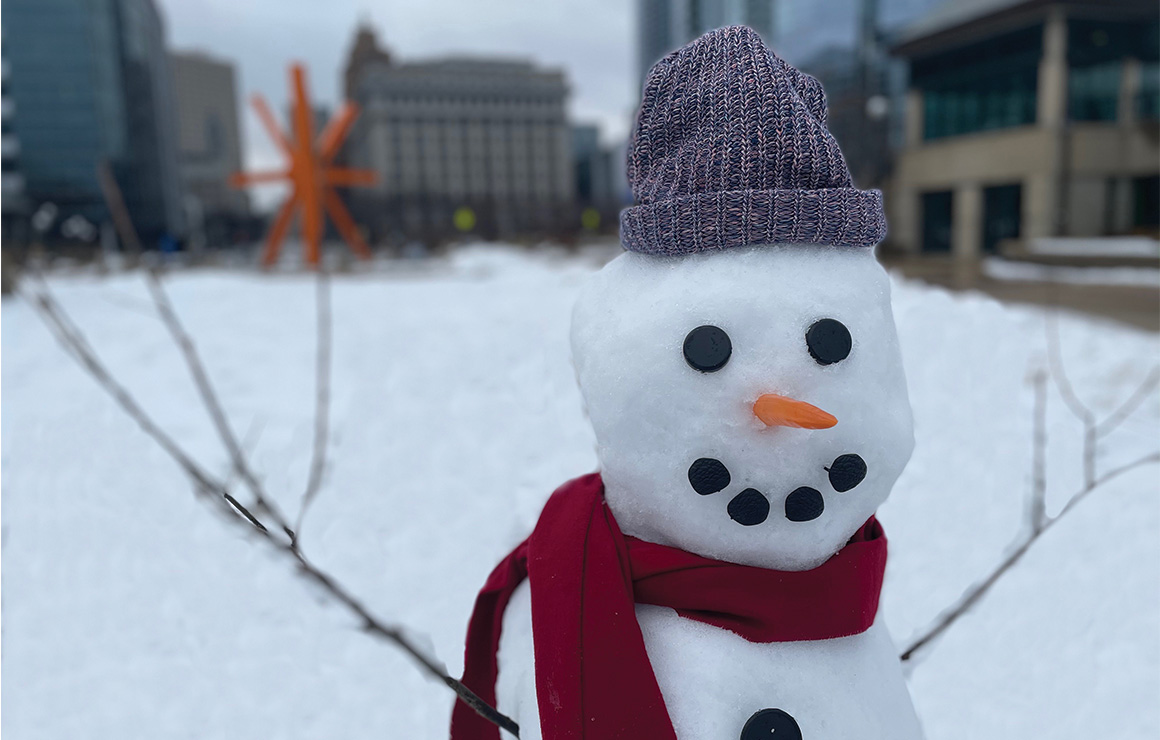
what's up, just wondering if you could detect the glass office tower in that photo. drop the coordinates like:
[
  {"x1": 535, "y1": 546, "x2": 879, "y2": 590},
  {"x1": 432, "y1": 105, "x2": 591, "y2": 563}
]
[{"x1": 3, "y1": 0, "x2": 184, "y2": 246}]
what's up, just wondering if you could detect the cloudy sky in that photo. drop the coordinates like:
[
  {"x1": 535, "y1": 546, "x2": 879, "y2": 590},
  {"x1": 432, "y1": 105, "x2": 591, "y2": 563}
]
[{"x1": 157, "y1": 0, "x2": 939, "y2": 211}]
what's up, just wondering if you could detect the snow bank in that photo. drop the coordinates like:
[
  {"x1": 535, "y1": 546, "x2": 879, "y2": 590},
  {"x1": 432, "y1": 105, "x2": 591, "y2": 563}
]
[{"x1": 3, "y1": 247, "x2": 1157, "y2": 738}]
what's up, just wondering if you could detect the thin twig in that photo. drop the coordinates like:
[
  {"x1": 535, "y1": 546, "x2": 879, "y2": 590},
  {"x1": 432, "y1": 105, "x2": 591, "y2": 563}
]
[
  {"x1": 142, "y1": 266, "x2": 295, "y2": 539},
  {"x1": 1029, "y1": 370, "x2": 1048, "y2": 534},
  {"x1": 1053, "y1": 452, "x2": 1160, "y2": 521},
  {"x1": 1096, "y1": 367, "x2": 1160, "y2": 438},
  {"x1": 295, "y1": 266, "x2": 333, "y2": 542},
  {"x1": 1045, "y1": 315, "x2": 1096, "y2": 486},
  {"x1": 903, "y1": 318, "x2": 1160, "y2": 663},
  {"x1": 222, "y1": 418, "x2": 267, "y2": 493},
  {"x1": 22, "y1": 275, "x2": 519, "y2": 737},
  {"x1": 1045, "y1": 315, "x2": 1092, "y2": 423},
  {"x1": 900, "y1": 450, "x2": 1159, "y2": 662},
  {"x1": 22, "y1": 278, "x2": 257, "y2": 527}
]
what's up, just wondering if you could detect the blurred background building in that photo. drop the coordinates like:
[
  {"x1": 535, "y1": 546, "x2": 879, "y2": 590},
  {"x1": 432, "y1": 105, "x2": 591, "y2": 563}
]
[
  {"x1": 571, "y1": 123, "x2": 619, "y2": 233},
  {"x1": 342, "y1": 26, "x2": 578, "y2": 246},
  {"x1": 1, "y1": 0, "x2": 1155, "y2": 267},
  {"x1": 796, "y1": 0, "x2": 897, "y2": 195},
  {"x1": 2, "y1": 38, "x2": 30, "y2": 245},
  {"x1": 170, "y1": 51, "x2": 250, "y2": 251},
  {"x1": 637, "y1": 0, "x2": 777, "y2": 92},
  {"x1": 887, "y1": 0, "x2": 1160, "y2": 258},
  {"x1": 3, "y1": 0, "x2": 186, "y2": 249}
]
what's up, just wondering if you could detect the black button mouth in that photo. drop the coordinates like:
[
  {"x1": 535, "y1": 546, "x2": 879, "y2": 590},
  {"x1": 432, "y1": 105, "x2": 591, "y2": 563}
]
[
  {"x1": 785, "y1": 486, "x2": 825, "y2": 522},
  {"x1": 727, "y1": 488, "x2": 770, "y2": 526},
  {"x1": 688, "y1": 457, "x2": 731, "y2": 495},
  {"x1": 827, "y1": 453, "x2": 867, "y2": 492}
]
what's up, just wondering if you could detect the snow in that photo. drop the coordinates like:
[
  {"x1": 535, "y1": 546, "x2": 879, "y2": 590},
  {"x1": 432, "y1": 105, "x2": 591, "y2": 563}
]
[
  {"x1": 1026, "y1": 236, "x2": 1160, "y2": 259},
  {"x1": 983, "y1": 258, "x2": 1160, "y2": 287},
  {"x1": 3, "y1": 244, "x2": 1158, "y2": 739}
]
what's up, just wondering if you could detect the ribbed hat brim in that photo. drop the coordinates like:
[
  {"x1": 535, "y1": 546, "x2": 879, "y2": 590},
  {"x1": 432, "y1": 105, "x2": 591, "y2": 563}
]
[{"x1": 620, "y1": 187, "x2": 886, "y2": 255}]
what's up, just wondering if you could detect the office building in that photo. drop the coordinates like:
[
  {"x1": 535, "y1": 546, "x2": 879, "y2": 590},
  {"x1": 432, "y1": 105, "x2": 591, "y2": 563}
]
[
  {"x1": 572, "y1": 123, "x2": 619, "y2": 227},
  {"x1": 889, "y1": 0, "x2": 1159, "y2": 257},
  {"x1": 2, "y1": 40, "x2": 29, "y2": 244},
  {"x1": 2, "y1": 0, "x2": 184, "y2": 247},
  {"x1": 343, "y1": 26, "x2": 574, "y2": 243},
  {"x1": 170, "y1": 51, "x2": 249, "y2": 246},
  {"x1": 637, "y1": 0, "x2": 777, "y2": 91}
]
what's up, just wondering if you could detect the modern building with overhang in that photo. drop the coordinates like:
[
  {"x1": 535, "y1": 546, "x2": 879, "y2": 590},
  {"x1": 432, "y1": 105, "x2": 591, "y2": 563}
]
[{"x1": 887, "y1": 0, "x2": 1158, "y2": 258}]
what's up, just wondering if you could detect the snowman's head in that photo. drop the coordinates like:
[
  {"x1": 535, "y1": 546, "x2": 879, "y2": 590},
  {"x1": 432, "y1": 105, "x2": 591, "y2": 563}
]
[{"x1": 571, "y1": 245, "x2": 913, "y2": 571}]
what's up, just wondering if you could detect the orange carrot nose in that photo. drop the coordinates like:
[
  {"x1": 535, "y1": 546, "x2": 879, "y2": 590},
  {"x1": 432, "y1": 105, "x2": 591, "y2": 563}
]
[{"x1": 753, "y1": 393, "x2": 837, "y2": 429}]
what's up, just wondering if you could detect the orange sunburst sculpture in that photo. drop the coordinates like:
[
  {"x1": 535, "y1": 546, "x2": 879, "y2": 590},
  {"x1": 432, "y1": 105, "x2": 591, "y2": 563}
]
[{"x1": 231, "y1": 64, "x2": 376, "y2": 267}]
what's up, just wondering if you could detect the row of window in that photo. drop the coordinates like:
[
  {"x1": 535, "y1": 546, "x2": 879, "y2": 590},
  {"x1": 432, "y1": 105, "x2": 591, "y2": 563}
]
[
  {"x1": 368, "y1": 95, "x2": 563, "y2": 110},
  {"x1": 920, "y1": 184, "x2": 1022, "y2": 253},
  {"x1": 914, "y1": 20, "x2": 1160, "y2": 138},
  {"x1": 920, "y1": 175, "x2": 1160, "y2": 253}
]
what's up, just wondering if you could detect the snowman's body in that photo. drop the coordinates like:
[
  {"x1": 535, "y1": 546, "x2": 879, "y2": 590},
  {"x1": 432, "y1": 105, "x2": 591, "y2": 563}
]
[
  {"x1": 494, "y1": 246, "x2": 924, "y2": 739},
  {"x1": 496, "y1": 584, "x2": 922, "y2": 739}
]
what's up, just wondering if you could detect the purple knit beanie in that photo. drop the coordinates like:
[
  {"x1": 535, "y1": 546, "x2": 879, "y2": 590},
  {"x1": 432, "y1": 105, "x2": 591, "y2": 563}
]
[{"x1": 620, "y1": 26, "x2": 886, "y2": 255}]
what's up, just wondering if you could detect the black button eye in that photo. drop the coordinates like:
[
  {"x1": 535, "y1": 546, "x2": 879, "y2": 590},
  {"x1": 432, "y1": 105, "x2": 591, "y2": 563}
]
[
  {"x1": 806, "y1": 318, "x2": 852, "y2": 365},
  {"x1": 683, "y1": 325, "x2": 732, "y2": 373},
  {"x1": 827, "y1": 453, "x2": 867, "y2": 492}
]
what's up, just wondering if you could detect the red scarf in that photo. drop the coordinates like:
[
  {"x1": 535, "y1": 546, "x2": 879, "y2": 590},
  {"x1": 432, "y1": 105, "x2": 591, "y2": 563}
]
[{"x1": 451, "y1": 473, "x2": 887, "y2": 739}]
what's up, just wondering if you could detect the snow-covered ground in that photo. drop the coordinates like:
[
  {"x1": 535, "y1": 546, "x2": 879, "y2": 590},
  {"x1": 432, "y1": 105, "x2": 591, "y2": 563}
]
[
  {"x1": 983, "y1": 257, "x2": 1160, "y2": 287},
  {"x1": 3, "y1": 245, "x2": 1158, "y2": 739},
  {"x1": 1026, "y1": 236, "x2": 1160, "y2": 259}
]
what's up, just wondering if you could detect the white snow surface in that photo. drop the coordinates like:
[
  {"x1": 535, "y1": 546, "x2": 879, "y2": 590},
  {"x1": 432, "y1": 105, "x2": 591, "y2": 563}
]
[
  {"x1": 1026, "y1": 236, "x2": 1160, "y2": 259},
  {"x1": 983, "y1": 258, "x2": 1160, "y2": 288},
  {"x1": 3, "y1": 244, "x2": 1159, "y2": 739}
]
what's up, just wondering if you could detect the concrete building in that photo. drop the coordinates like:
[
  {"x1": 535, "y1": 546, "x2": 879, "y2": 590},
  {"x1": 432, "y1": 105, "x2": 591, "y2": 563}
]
[
  {"x1": 170, "y1": 51, "x2": 249, "y2": 247},
  {"x1": 2, "y1": 42, "x2": 29, "y2": 244},
  {"x1": 2, "y1": 0, "x2": 185, "y2": 248},
  {"x1": 637, "y1": 0, "x2": 777, "y2": 91},
  {"x1": 343, "y1": 27, "x2": 574, "y2": 244},
  {"x1": 571, "y1": 123, "x2": 619, "y2": 230},
  {"x1": 344, "y1": 24, "x2": 392, "y2": 101},
  {"x1": 888, "y1": 0, "x2": 1159, "y2": 258}
]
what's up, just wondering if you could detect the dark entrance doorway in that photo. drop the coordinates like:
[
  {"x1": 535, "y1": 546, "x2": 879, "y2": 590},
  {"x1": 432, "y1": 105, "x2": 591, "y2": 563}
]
[
  {"x1": 921, "y1": 190, "x2": 953, "y2": 253},
  {"x1": 983, "y1": 183, "x2": 1022, "y2": 253}
]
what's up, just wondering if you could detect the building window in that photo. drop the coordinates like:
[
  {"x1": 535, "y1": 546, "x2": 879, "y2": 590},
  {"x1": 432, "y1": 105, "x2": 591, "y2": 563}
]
[
  {"x1": 921, "y1": 190, "x2": 953, "y2": 253},
  {"x1": 1069, "y1": 18, "x2": 1160, "y2": 122},
  {"x1": 1069, "y1": 62, "x2": 1120, "y2": 121},
  {"x1": 1133, "y1": 174, "x2": 1159, "y2": 229},
  {"x1": 1139, "y1": 61, "x2": 1159, "y2": 120},
  {"x1": 982, "y1": 183, "x2": 1021, "y2": 253},
  {"x1": 913, "y1": 25, "x2": 1041, "y2": 140}
]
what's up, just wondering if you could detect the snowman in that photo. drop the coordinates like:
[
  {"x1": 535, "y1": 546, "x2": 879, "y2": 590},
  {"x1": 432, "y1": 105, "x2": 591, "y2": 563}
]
[{"x1": 452, "y1": 26, "x2": 923, "y2": 740}]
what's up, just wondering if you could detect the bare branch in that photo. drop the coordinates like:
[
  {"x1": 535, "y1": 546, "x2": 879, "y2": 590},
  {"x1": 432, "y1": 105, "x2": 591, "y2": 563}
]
[
  {"x1": 1095, "y1": 367, "x2": 1160, "y2": 438},
  {"x1": 142, "y1": 266, "x2": 295, "y2": 539},
  {"x1": 1046, "y1": 315, "x2": 1098, "y2": 488},
  {"x1": 22, "y1": 277, "x2": 222, "y2": 500},
  {"x1": 295, "y1": 267, "x2": 333, "y2": 542},
  {"x1": 1053, "y1": 451, "x2": 1160, "y2": 522},
  {"x1": 1045, "y1": 314, "x2": 1094, "y2": 425},
  {"x1": 900, "y1": 450, "x2": 1159, "y2": 663},
  {"x1": 22, "y1": 275, "x2": 519, "y2": 737},
  {"x1": 1029, "y1": 370, "x2": 1048, "y2": 534},
  {"x1": 223, "y1": 491, "x2": 270, "y2": 532},
  {"x1": 222, "y1": 418, "x2": 266, "y2": 493}
]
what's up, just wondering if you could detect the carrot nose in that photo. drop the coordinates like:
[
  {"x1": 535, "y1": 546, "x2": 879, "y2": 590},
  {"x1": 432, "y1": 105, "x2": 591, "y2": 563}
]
[{"x1": 753, "y1": 393, "x2": 837, "y2": 429}]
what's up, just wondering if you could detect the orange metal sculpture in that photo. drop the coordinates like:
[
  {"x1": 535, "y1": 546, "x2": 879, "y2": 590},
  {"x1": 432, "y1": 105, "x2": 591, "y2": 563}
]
[{"x1": 231, "y1": 64, "x2": 376, "y2": 267}]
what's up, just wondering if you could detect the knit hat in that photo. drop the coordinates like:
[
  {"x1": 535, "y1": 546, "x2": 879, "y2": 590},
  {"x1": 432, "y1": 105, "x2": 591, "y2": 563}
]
[{"x1": 620, "y1": 26, "x2": 886, "y2": 255}]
